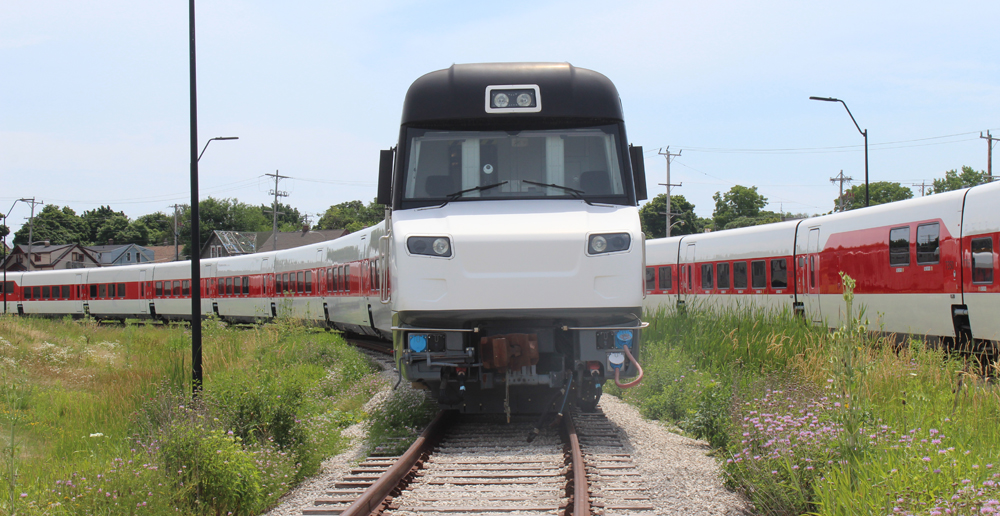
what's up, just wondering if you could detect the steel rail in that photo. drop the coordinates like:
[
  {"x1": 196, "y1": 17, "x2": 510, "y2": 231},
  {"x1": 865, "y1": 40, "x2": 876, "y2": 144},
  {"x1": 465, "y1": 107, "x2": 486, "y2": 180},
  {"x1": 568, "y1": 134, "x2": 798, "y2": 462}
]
[
  {"x1": 565, "y1": 413, "x2": 591, "y2": 516},
  {"x1": 341, "y1": 410, "x2": 449, "y2": 516}
]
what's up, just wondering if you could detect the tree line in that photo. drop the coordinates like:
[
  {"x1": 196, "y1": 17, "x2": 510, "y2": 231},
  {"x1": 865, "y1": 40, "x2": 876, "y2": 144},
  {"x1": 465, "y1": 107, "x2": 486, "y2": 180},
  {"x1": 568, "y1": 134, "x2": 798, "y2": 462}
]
[
  {"x1": 639, "y1": 166, "x2": 990, "y2": 238},
  {"x1": 5, "y1": 198, "x2": 385, "y2": 257}
]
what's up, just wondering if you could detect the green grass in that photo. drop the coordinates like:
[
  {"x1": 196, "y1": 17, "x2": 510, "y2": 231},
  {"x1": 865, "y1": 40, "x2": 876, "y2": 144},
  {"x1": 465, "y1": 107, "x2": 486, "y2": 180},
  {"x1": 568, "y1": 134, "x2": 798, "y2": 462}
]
[
  {"x1": 617, "y1": 286, "x2": 1000, "y2": 515},
  {"x1": 0, "y1": 315, "x2": 379, "y2": 515}
]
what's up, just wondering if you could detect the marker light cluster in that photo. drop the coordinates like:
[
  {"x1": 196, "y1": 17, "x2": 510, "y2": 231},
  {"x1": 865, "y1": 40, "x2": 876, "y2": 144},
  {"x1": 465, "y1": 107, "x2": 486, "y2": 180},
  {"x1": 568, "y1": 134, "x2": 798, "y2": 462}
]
[
  {"x1": 588, "y1": 233, "x2": 631, "y2": 255},
  {"x1": 485, "y1": 85, "x2": 541, "y2": 113},
  {"x1": 407, "y1": 236, "x2": 452, "y2": 257}
]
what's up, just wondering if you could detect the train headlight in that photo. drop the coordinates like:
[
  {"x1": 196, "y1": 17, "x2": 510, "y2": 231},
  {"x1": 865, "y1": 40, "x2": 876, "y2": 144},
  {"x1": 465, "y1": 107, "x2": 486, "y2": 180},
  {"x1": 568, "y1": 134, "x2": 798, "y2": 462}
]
[
  {"x1": 409, "y1": 334, "x2": 427, "y2": 353},
  {"x1": 485, "y1": 85, "x2": 541, "y2": 113},
  {"x1": 407, "y1": 236, "x2": 453, "y2": 257},
  {"x1": 588, "y1": 233, "x2": 631, "y2": 255}
]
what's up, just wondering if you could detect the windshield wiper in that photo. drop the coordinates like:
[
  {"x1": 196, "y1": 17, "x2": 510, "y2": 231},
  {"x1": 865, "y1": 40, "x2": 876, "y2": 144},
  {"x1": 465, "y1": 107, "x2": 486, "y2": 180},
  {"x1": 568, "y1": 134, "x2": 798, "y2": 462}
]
[
  {"x1": 522, "y1": 180, "x2": 602, "y2": 206},
  {"x1": 446, "y1": 181, "x2": 508, "y2": 200}
]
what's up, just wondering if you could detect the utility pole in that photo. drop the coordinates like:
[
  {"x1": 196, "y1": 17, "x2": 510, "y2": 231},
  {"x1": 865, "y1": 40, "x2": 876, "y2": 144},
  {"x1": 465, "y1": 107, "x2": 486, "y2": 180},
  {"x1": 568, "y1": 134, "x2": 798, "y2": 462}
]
[
  {"x1": 21, "y1": 198, "x2": 43, "y2": 271},
  {"x1": 830, "y1": 170, "x2": 852, "y2": 212},
  {"x1": 265, "y1": 170, "x2": 289, "y2": 250},
  {"x1": 912, "y1": 181, "x2": 929, "y2": 197},
  {"x1": 657, "y1": 147, "x2": 683, "y2": 237},
  {"x1": 169, "y1": 204, "x2": 183, "y2": 261},
  {"x1": 982, "y1": 131, "x2": 998, "y2": 182}
]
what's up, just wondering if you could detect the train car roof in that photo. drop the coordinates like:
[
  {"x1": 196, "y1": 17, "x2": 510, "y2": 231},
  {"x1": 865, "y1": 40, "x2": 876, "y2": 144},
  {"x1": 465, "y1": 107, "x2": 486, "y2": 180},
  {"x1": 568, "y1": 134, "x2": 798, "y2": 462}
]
[{"x1": 401, "y1": 63, "x2": 623, "y2": 125}]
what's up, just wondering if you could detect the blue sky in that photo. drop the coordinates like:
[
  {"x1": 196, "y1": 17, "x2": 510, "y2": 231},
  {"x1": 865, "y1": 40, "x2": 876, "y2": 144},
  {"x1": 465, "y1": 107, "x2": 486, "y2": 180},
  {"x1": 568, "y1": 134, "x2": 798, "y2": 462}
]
[{"x1": 2, "y1": 0, "x2": 998, "y2": 237}]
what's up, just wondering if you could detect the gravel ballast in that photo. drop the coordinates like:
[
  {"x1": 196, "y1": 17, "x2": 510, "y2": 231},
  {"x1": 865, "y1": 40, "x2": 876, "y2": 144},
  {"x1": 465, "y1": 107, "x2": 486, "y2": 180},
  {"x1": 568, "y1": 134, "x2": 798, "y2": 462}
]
[{"x1": 263, "y1": 386, "x2": 748, "y2": 516}]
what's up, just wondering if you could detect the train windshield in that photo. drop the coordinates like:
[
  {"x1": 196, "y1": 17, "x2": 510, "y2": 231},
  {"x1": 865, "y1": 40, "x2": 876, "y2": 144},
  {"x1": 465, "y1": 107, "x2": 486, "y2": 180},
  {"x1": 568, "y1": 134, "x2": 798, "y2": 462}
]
[{"x1": 401, "y1": 125, "x2": 627, "y2": 203}]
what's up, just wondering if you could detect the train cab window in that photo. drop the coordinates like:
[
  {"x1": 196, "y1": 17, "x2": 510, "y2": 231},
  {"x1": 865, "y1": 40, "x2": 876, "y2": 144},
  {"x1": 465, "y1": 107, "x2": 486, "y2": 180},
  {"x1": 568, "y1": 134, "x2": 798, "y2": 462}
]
[
  {"x1": 24, "y1": 288, "x2": 31, "y2": 299},
  {"x1": 182, "y1": 281, "x2": 190, "y2": 296},
  {"x1": 916, "y1": 223, "x2": 940, "y2": 264},
  {"x1": 717, "y1": 263, "x2": 731, "y2": 290},
  {"x1": 297, "y1": 272, "x2": 304, "y2": 293},
  {"x1": 243, "y1": 276, "x2": 250, "y2": 295},
  {"x1": 701, "y1": 264, "x2": 714, "y2": 289},
  {"x1": 971, "y1": 237, "x2": 994, "y2": 284},
  {"x1": 645, "y1": 267, "x2": 655, "y2": 292},
  {"x1": 751, "y1": 260, "x2": 766, "y2": 289},
  {"x1": 658, "y1": 266, "x2": 672, "y2": 290},
  {"x1": 118, "y1": 283, "x2": 126, "y2": 297},
  {"x1": 770, "y1": 259, "x2": 788, "y2": 289},
  {"x1": 173, "y1": 281, "x2": 181, "y2": 296},
  {"x1": 733, "y1": 262, "x2": 748, "y2": 289},
  {"x1": 155, "y1": 281, "x2": 163, "y2": 296},
  {"x1": 43, "y1": 286, "x2": 51, "y2": 299},
  {"x1": 889, "y1": 226, "x2": 911, "y2": 266},
  {"x1": 305, "y1": 271, "x2": 312, "y2": 294}
]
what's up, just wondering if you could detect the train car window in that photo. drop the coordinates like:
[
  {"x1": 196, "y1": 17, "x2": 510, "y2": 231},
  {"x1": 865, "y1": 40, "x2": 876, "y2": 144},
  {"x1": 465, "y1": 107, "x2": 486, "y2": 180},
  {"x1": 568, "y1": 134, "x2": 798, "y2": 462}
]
[
  {"x1": 645, "y1": 267, "x2": 655, "y2": 292},
  {"x1": 4, "y1": 282, "x2": 12, "y2": 294},
  {"x1": 889, "y1": 226, "x2": 911, "y2": 266},
  {"x1": 916, "y1": 223, "x2": 940, "y2": 264},
  {"x1": 344, "y1": 266, "x2": 350, "y2": 293},
  {"x1": 243, "y1": 276, "x2": 249, "y2": 295},
  {"x1": 182, "y1": 281, "x2": 190, "y2": 296},
  {"x1": 297, "y1": 272, "x2": 304, "y2": 293},
  {"x1": 224, "y1": 277, "x2": 232, "y2": 296},
  {"x1": 24, "y1": 287, "x2": 31, "y2": 299},
  {"x1": 319, "y1": 269, "x2": 325, "y2": 293},
  {"x1": 98, "y1": 284, "x2": 106, "y2": 298},
  {"x1": 43, "y1": 286, "x2": 51, "y2": 299},
  {"x1": 717, "y1": 263, "x2": 731, "y2": 289},
  {"x1": 374, "y1": 260, "x2": 380, "y2": 292},
  {"x1": 173, "y1": 281, "x2": 181, "y2": 296},
  {"x1": 733, "y1": 262, "x2": 748, "y2": 289},
  {"x1": 658, "y1": 266, "x2": 672, "y2": 290},
  {"x1": 305, "y1": 271, "x2": 312, "y2": 294},
  {"x1": 770, "y1": 259, "x2": 788, "y2": 288},
  {"x1": 971, "y1": 237, "x2": 994, "y2": 284},
  {"x1": 751, "y1": 260, "x2": 766, "y2": 289},
  {"x1": 809, "y1": 256, "x2": 816, "y2": 289},
  {"x1": 686, "y1": 265, "x2": 692, "y2": 289},
  {"x1": 90, "y1": 284, "x2": 97, "y2": 298},
  {"x1": 155, "y1": 282, "x2": 163, "y2": 296},
  {"x1": 62, "y1": 285, "x2": 70, "y2": 298},
  {"x1": 118, "y1": 283, "x2": 126, "y2": 297},
  {"x1": 701, "y1": 264, "x2": 714, "y2": 289},
  {"x1": 281, "y1": 273, "x2": 288, "y2": 294},
  {"x1": 275, "y1": 275, "x2": 282, "y2": 295},
  {"x1": 327, "y1": 268, "x2": 333, "y2": 292}
]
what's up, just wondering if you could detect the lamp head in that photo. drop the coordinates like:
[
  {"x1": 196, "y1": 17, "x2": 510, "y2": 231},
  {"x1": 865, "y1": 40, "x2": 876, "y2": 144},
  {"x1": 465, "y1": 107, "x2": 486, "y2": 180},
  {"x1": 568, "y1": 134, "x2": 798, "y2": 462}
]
[{"x1": 809, "y1": 96, "x2": 840, "y2": 102}]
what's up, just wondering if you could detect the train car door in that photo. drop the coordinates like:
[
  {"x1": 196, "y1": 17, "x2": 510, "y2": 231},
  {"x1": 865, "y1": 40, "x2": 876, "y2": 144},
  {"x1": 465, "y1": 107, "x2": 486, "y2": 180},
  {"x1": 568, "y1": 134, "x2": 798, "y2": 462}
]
[
  {"x1": 139, "y1": 270, "x2": 147, "y2": 313},
  {"x1": 803, "y1": 227, "x2": 822, "y2": 323},
  {"x1": 682, "y1": 243, "x2": 696, "y2": 303},
  {"x1": 75, "y1": 274, "x2": 84, "y2": 314}
]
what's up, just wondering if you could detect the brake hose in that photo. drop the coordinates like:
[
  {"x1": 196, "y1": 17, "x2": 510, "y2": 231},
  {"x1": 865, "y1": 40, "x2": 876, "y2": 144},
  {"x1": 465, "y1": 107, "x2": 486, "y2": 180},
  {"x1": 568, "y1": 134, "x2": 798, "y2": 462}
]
[{"x1": 613, "y1": 345, "x2": 644, "y2": 389}]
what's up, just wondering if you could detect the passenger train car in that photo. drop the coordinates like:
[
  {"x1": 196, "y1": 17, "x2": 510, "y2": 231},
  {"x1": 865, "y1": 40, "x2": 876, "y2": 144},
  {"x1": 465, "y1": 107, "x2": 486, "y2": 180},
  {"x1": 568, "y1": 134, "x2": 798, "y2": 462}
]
[
  {"x1": 2, "y1": 63, "x2": 649, "y2": 415},
  {"x1": 644, "y1": 180, "x2": 1000, "y2": 348}
]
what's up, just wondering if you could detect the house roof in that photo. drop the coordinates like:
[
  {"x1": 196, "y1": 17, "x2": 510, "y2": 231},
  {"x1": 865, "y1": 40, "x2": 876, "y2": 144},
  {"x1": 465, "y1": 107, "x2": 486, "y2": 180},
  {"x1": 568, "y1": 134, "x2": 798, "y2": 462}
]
[{"x1": 85, "y1": 243, "x2": 150, "y2": 263}]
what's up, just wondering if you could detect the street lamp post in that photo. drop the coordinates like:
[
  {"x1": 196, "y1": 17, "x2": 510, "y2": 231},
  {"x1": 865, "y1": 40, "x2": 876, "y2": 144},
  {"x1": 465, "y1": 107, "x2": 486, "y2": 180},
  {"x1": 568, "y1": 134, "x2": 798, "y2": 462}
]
[
  {"x1": 809, "y1": 96, "x2": 869, "y2": 208},
  {"x1": 189, "y1": 0, "x2": 239, "y2": 397}
]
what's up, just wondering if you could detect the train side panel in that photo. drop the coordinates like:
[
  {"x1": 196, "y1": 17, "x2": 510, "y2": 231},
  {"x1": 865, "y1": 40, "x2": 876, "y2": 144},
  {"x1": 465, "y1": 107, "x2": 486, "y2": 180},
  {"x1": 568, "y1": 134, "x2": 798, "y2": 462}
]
[
  {"x1": 18, "y1": 269, "x2": 85, "y2": 317},
  {"x1": 643, "y1": 236, "x2": 681, "y2": 313},
  {"x1": 961, "y1": 181, "x2": 1000, "y2": 342}
]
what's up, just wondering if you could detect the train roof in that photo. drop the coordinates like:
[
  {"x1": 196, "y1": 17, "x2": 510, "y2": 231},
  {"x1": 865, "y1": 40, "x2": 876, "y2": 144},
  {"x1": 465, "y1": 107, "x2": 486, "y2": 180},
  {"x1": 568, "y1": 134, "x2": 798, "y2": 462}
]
[{"x1": 401, "y1": 63, "x2": 623, "y2": 125}]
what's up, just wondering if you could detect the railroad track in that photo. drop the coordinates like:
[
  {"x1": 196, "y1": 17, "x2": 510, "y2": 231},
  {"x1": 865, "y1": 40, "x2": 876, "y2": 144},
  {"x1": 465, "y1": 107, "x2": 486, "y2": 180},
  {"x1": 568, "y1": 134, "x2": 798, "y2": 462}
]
[{"x1": 298, "y1": 406, "x2": 655, "y2": 515}]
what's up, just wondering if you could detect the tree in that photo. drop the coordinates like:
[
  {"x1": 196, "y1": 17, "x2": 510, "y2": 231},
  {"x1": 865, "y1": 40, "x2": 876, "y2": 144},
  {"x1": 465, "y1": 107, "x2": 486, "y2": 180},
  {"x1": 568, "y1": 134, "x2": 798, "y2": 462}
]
[
  {"x1": 835, "y1": 181, "x2": 913, "y2": 211},
  {"x1": 712, "y1": 185, "x2": 767, "y2": 230},
  {"x1": 94, "y1": 214, "x2": 149, "y2": 246},
  {"x1": 81, "y1": 205, "x2": 127, "y2": 244},
  {"x1": 0, "y1": 213, "x2": 8, "y2": 241},
  {"x1": 930, "y1": 166, "x2": 989, "y2": 194},
  {"x1": 12, "y1": 205, "x2": 87, "y2": 245},
  {"x1": 639, "y1": 194, "x2": 702, "y2": 238},
  {"x1": 723, "y1": 210, "x2": 784, "y2": 230},
  {"x1": 316, "y1": 199, "x2": 384, "y2": 234},
  {"x1": 136, "y1": 212, "x2": 175, "y2": 246},
  {"x1": 260, "y1": 202, "x2": 304, "y2": 233}
]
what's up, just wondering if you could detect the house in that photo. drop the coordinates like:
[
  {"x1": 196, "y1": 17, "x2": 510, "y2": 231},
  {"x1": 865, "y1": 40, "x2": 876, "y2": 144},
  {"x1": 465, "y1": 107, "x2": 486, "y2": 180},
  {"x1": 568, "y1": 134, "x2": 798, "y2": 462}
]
[
  {"x1": 85, "y1": 243, "x2": 155, "y2": 267},
  {"x1": 199, "y1": 228, "x2": 350, "y2": 259},
  {"x1": 1, "y1": 243, "x2": 101, "y2": 271},
  {"x1": 146, "y1": 245, "x2": 181, "y2": 263}
]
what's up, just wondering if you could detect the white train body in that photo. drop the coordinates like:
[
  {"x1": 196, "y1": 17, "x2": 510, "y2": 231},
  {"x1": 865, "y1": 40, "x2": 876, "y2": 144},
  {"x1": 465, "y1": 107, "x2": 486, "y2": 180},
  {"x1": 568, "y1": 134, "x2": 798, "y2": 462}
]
[{"x1": 644, "y1": 180, "x2": 1000, "y2": 347}]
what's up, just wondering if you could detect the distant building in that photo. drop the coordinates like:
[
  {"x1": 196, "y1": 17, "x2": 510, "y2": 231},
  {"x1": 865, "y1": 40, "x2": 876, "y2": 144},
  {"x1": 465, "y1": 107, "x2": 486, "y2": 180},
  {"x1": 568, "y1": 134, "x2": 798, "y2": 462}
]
[
  {"x1": 86, "y1": 243, "x2": 154, "y2": 266},
  {"x1": 199, "y1": 228, "x2": 349, "y2": 259},
  {"x1": 146, "y1": 245, "x2": 181, "y2": 263},
  {"x1": 2, "y1": 243, "x2": 100, "y2": 271}
]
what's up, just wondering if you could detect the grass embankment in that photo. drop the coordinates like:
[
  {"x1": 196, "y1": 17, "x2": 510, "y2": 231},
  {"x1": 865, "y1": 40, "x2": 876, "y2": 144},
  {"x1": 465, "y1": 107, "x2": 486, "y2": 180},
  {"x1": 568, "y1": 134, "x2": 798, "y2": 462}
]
[
  {"x1": 616, "y1": 283, "x2": 1000, "y2": 515},
  {"x1": 0, "y1": 315, "x2": 388, "y2": 515}
]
